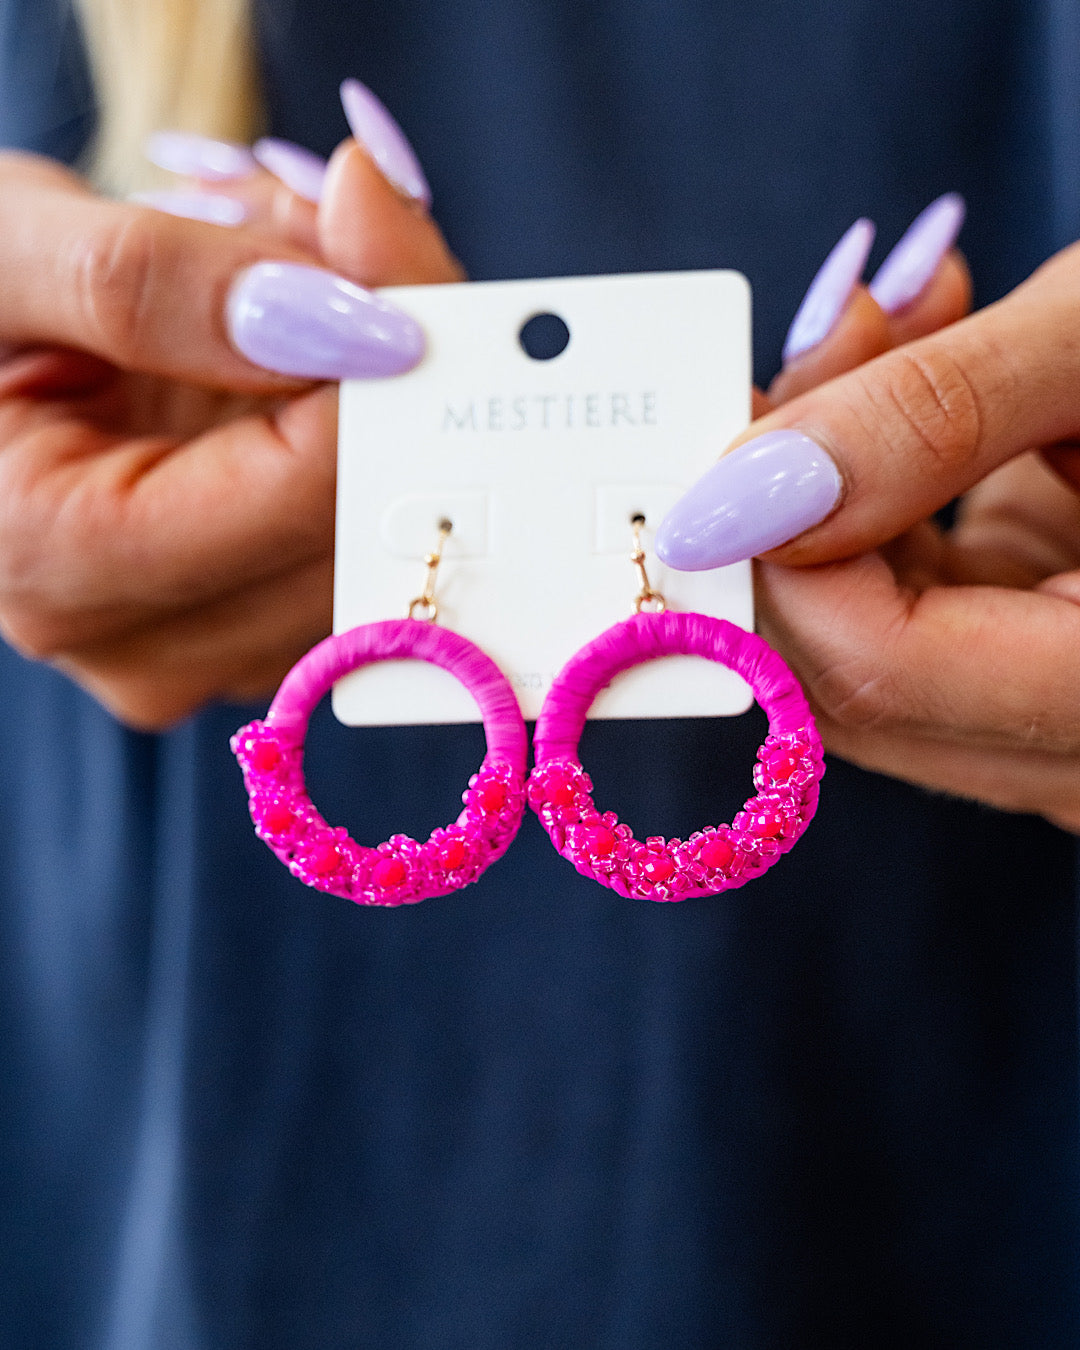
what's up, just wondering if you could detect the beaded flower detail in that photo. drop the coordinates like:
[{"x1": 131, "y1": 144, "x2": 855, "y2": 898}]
[
  {"x1": 528, "y1": 729, "x2": 823, "y2": 902},
  {"x1": 232, "y1": 720, "x2": 526, "y2": 905}
]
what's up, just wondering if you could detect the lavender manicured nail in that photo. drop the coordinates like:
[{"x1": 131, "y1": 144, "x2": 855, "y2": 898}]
[
  {"x1": 253, "y1": 138, "x2": 328, "y2": 203},
  {"x1": 782, "y1": 218, "x2": 876, "y2": 363},
  {"x1": 129, "y1": 190, "x2": 248, "y2": 226},
  {"x1": 869, "y1": 193, "x2": 966, "y2": 313},
  {"x1": 655, "y1": 430, "x2": 843, "y2": 571},
  {"x1": 145, "y1": 131, "x2": 256, "y2": 182},
  {"x1": 340, "y1": 78, "x2": 432, "y2": 206},
  {"x1": 227, "y1": 262, "x2": 424, "y2": 379}
]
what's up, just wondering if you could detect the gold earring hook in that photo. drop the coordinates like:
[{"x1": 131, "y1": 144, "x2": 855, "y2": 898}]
[
  {"x1": 407, "y1": 517, "x2": 453, "y2": 622},
  {"x1": 630, "y1": 514, "x2": 666, "y2": 614}
]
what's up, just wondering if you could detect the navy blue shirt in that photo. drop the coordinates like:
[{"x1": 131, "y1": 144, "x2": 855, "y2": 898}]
[{"x1": 1, "y1": 2, "x2": 1078, "y2": 1346}]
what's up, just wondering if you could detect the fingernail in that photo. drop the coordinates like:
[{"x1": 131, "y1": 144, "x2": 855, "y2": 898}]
[
  {"x1": 869, "y1": 193, "x2": 966, "y2": 313},
  {"x1": 340, "y1": 78, "x2": 432, "y2": 206},
  {"x1": 252, "y1": 137, "x2": 328, "y2": 203},
  {"x1": 144, "y1": 131, "x2": 256, "y2": 182},
  {"x1": 782, "y1": 218, "x2": 876, "y2": 363},
  {"x1": 129, "y1": 190, "x2": 249, "y2": 226},
  {"x1": 656, "y1": 430, "x2": 843, "y2": 570},
  {"x1": 226, "y1": 262, "x2": 424, "y2": 379}
]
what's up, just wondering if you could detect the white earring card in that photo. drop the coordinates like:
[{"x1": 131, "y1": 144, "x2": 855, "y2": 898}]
[{"x1": 334, "y1": 270, "x2": 753, "y2": 727}]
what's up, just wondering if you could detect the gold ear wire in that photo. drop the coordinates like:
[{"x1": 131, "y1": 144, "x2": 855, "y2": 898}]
[
  {"x1": 407, "y1": 518, "x2": 453, "y2": 622},
  {"x1": 629, "y1": 515, "x2": 665, "y2": 614}
]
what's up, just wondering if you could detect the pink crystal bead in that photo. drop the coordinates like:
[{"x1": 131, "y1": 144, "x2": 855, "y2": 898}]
[
  {"x1": 308, "y1": 840, "x2": 343, "y2": 876},
  {"x1": 699, "y1": 835, "x2": 735, "y2": 871},
  {"x1": 372, "y1": 856, "x2": 407, "y2": 889}
]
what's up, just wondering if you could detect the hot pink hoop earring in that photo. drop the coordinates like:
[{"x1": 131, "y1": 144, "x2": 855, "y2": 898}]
[
  {"x1": 232, "y1": 525, "x2": 527, "y2": 906},
  {"x1": 527, "y1": 522, "x2": 824, "y2": 902}
]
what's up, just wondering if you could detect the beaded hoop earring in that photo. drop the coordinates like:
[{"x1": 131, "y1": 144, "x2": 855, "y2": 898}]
[
  {"x1": 233, "y1": 619, "x2": 527, "y2": 905},
  {"x1": 232, "y1": 523, "x2": 527, "y2": 906},
  {"x1": 527, "y1": 527, "x2": 824, "y2": 902}
]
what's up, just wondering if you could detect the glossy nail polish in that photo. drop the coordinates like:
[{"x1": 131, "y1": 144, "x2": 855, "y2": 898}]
[
  {"x1": 655, "y1": 430, "x2": 843, "y2": 571},
  {"x1": 782, "y1": 218, "x2": 876, "y2": 363},
  {"x1": 340, "y1": 78, "x2": 432, "y2": 206},
  {"x1": 869, "y1": 193, "x2": 966, "y2": 313},
  {"x1": 129, "y1": 190, "x2": 248, "y2": 226},
  {"x1": 252, "y1": 138, "x2": 328, "y2": 204},
  {"x1": 144, "y1": 131, "x2": 256, "y2": 182},
  {"x1": 226, "y1": 262, "x2": 424, "y2": 379}
]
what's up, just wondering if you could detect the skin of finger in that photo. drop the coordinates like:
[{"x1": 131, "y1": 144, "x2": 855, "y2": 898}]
[
  {"x1": 268, "y1": 183, "x2": 320, "y2": 253},
  {"x1": 52, "y1": 554, "x2": 335, "y2": 729},
  {"x1": 882, "y1": 249, "x2": 972, "y2": 347},
  {"x1": 730, "y1": 242, "x2": 1080, "y2": 566},
  {"x1": 200, "y1": 167, "x2": 321, "y2": 253},
  {"x1": 768, "y1": 288, "x2": 892, "y2": 405},
  {"x1": 754, "y1": 552, "x2": 1080, "y2": 754},
  {"x1": 318, "y1": 140, "x2": 465, "y2": 286},
  {"x1": 0, "y1": 348, "x2": 117, "y2": 400},
  {"x1": 810, "y1": 710, "x2": 1080, "y2": 830},
  {"x1": 944, "y1": 453, "x2": 1080, "y2": 586},
  {"x1": 1037, "y1": 569, "x2": 1080, "y2": 616},
  {"x1": 0, "y1": 358, "x2": 266, "y2": 447},
  {"x1": 0, "y1": 165, "x2": 323, "y2": 394},
  {"x1": 876, "y1": 518, "x2": 950, "y2": 593},
  {"x1": 0, "y1": 385, "x2": 339, "y2": 654},
  {"x1": 0, "y1": 150, "x2": 85, "y2": 193},
  {"x1": 751, "y1": 387, "x2": 772, "y2": 418},
  {"x1": 873, "y1": 457, "x2": 1080, "y2": 594},
  {"x1": 1040, "y1": 443, "x2": 1080, "y2": 493}
]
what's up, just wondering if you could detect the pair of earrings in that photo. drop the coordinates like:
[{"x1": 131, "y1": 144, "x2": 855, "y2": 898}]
[{"x1": 231, "y1": 518, "x2": 824, "y2": 905}]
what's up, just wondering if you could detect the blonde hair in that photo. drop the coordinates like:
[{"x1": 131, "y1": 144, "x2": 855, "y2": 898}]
[{"x1": 72, "y1": 0, "x2": 263, "y2": 195}]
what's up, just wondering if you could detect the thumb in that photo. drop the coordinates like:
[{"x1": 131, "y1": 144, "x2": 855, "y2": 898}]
[{"x1": 656, "y1": 244, "x2": 1080, "y2": 569}]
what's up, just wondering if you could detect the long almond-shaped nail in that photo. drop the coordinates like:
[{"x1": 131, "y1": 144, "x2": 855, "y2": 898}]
[
  {"x1": 226, "y1": 262, "x2": 424, "y2": 379},
  {"x1": 340, "y1": 78, "x2": 432, "y2": 206},
  {"x1": 869, "y1": 193, "x2": 966, "y2": 313},
  {"x1": 129, "y1": 190, "x2": 248, "y2": 226},
  {"x1": 782, "y1": 218, "x2": 876, "y2": 363},
  {"x1": 145, "y1": 131, "x2": 256, "y2": 182},
  {"x1": 252, "y1": 138, "x2": 328, "y2": 203},
  {"x1": 655, "y1": 430, "x2": 843, "y2": 570}
]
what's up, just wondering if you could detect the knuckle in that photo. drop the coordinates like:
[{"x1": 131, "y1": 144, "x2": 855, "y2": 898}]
[
  {"x1": 862, "y1": 345, "x2": 986, "y2": 480},
  {"x1": 809, "y1": 654, "x2": 894, "y2": 730},
  {"x1": 71, "y1": 211, "x2": 162, "y2": 367}
]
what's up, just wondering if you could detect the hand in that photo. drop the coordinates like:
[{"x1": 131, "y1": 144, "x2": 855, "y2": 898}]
[
  {"x1": 657, "y1": 234, "x2": 1080, "y2": 831},
  {"x1": 0, "y1": 142, "x2": 461, "y2": 728}
]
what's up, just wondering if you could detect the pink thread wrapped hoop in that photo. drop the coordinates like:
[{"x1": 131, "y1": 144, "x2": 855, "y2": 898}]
[
  {"x1": 528, "y1": 610, "x2": 824, "y2": 901},
  {"x1": 232, "y1": 618, "x2": 528, "y2": 905}
]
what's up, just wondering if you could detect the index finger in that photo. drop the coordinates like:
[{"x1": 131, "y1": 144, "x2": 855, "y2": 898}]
[{"x1": 0, "y1": 154, "x2": 421, "y2": 393}]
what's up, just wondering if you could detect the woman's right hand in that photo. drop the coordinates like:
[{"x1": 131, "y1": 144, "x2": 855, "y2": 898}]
[{"x1": 0, "y1": 143, "x2": 461, "y2": 727}]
